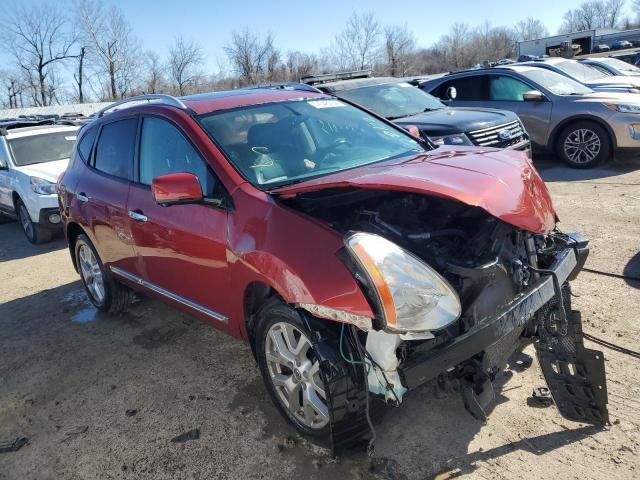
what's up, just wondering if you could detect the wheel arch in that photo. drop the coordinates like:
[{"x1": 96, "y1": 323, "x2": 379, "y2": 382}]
[
  {"x1": 243, "y1": 281, "x2": 283, "y2": 359},
  {"x1": 65, "y1": 222, "x2": 87, "y2": 272},
  {"x1": 11, "y1": 191, "x2": 20, "y2": 210},
  {"x1": 549, "y1": 115, "x2": 617, "y2": 154}
]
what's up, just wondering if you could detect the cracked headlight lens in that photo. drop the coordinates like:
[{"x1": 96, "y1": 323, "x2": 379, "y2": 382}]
[
  {"x1": 346, "y1": 232, "x2": 461, "y2": 333},
  {"x1": 30, "y1": 177, "x2": 57, "y2": 195}
]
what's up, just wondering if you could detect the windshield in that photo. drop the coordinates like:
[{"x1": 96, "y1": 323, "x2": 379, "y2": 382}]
[
  {"x1": 8, "y1": 131, "x2": 77, "y2": 166},
  {"x1": 555, "y1": 60, "x2": 608, "y2": 81},
  {"x1": 599, "y1": 58, "x2": 640, "y2": 73},
  {"x1": 198, "y1": 98, "x2": 426, "y2": 189},
  {"x1": 337, "y1": 82, "x2": 445, "y2": 119},
  {"x1": 521, "y1": 69, "x2": 593, "y2": 95}
]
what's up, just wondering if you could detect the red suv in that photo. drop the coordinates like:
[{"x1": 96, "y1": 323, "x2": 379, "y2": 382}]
[{"x1": 58, "y1": 89, "x2": 608, "y2": 449}]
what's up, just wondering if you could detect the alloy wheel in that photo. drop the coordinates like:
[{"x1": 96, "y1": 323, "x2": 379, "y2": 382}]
[
  {"x1": 265, "y1": 322, "x2": 329, "y2": 429},
  {"x1": 78, "y1": 244, "x2": 105, "y2": 303},
  {"x1": 564, "y1": 128, "x2": 601, "y2": 164},
  {"x1": 19, "y1": 204, "x2": 34, "y2": 240}
]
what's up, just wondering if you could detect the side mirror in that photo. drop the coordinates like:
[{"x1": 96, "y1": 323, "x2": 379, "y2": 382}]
[
  {"x1": 151, "y1": 172, "x2": 203, "y2": 206},
  {"x1": 523, "y1": 90, "x2": 545, "y2": 102},
  {"x1": 446, "y1": 86, "x2": 457, "y2": 100},
  {"x1": 0, "y1": 159, "x2": 7, "y2": 170}
]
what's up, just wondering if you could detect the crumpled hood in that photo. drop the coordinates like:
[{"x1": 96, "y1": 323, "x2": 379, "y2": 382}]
[
  {"x1": 13, "y1": 159, "x2": 68, "y2": 183},
  {"x1": 272, "y1": 147, "x2": 557, "y2": 234}
]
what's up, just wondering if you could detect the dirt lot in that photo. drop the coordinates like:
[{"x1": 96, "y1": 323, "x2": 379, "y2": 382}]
[{"x1": 1, "y1": 158, "x2": 639, "y2": 480}]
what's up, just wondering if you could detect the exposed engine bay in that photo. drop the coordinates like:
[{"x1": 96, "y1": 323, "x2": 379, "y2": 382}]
[
  {"x1": 281, "y1": 187, "x2": 608, "y2": 451},
  {"x1": 284, "y1": 187, "x2": 553, "y2": 316}
]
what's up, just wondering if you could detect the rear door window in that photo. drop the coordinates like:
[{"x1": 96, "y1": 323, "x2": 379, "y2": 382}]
[
  {"x1": 434, "y1": 76, "x2": 489, "y2": 101},
  {"x1": 93, "y1": 118, "x2": 137, "y2": 180}
]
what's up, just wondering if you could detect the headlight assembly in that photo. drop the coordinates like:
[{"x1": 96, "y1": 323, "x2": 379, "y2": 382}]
[
  {"x1": 345, "y1": 232, "x2": 461, "y2": 333},
  {"x1": 428, "y1": 133, "x2": 473, "y2": 146},
  {"x1": 30, "y1": 177, "x2": 57, "y2": 195},
  {"x1": 604, "y1": 102, "x2": 640, "y2": 113}
]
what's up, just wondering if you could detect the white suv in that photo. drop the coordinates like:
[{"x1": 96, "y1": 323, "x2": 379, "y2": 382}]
[{"x1": 0, "y1": 121, "x2": 79, "y2": 243}]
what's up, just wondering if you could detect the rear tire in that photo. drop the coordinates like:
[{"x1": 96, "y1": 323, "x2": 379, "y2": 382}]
[
  {"x1": 16, "y1": 200, "x2": 52, "y2": 244},
  {"x1": 556, "y1": 121, "x2": 610, "y2": 169},
  {"x1": 74, "y1": 234, "x2": 135, "y2": 313}
]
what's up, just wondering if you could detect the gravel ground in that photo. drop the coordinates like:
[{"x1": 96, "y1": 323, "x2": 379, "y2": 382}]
[{"x1": 0, "y1": 158, "x2": 638, "y2": 480}]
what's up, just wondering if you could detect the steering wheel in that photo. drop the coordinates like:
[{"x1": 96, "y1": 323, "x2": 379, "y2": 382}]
[{"x1": 315, "y1": 137, "x2": 353, "y2": 168}]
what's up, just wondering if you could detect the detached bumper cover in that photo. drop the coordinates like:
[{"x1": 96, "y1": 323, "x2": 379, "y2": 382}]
[{"x1": 401, "y1": 246, "x2": 578, "y2": 389}]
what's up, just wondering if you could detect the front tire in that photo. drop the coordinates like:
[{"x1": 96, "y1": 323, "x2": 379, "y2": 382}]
[
  {"x1": 556, "y1": 121, "x2": 610, "y2": 169},
  {"x1": 255, "y1": 300, "x2": 331, "y2": 438},
  {"x1": 17, "y1": 201, "x2": 52, "y2": 244},
  {"x1": 74, "y1": 234, "x2": 135, "y2": 313}
]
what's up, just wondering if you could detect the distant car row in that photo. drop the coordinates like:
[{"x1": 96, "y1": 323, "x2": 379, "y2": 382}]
[
  {"x1": 301, "y1": 58, "x2": 640, "y2": 169},
  {"x1": 592, "y1": 40, "x2": 640, "y2": 53}
]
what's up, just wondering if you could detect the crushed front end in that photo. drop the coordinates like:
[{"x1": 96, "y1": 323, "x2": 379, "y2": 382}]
[{"x1": 285, "y1": 189, "x2": 608, "y2": 450}]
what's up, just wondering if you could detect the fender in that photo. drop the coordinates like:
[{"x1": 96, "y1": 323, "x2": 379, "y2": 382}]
[{"x1": 226, "y1": 190, "x2": 375, "y2": 340}]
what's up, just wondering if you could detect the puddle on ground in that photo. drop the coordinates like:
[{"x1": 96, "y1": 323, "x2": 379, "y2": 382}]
[
  {"x1": 62, "y1": 288, "x2": 99, "y2": 324},
  {"x1": 71, "y1": 306, "x2": 98, "y2": 324}
]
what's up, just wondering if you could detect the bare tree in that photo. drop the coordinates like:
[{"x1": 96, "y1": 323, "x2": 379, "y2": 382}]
[
  {"x1": 224, "y1": 27, "x2": 278, "y2": 84},
  {"x1": 76, "y1": 0, "x2": 141, "y2": 100},
  {"x1": 601, "y1": 0, "x2": 626, "y2": 28},
  {"x1": 334, "y1": 12, "x2": 382, "y2": 70},
  {"x1": 74, "y1": 46, "x2": 87, "y2": 103},
  {"x1": 286, "y1": 51, "x2": 319, "y2": 80},
  {"x1": 514, "y1": 18, "x2": 549, "y2": 41},
  {"x1": 560, "y1": 0, "x2": 627, "y2": 32},
  {"x1": 559, "y1": 9, "x2": 579, "y2": 33},
  {"x1": 168, "y1": 37, "x2": 204, "y2": 95},
  {"x1": 0, "y1": 70, "x2": 27, "y2": 109},
  {"x1": 142, "y1": 51, "x2": 164, "y2": 94},
  {"x1": 383, "y1": 25, "x2": 416, "y2": 76},
  {"x1": 0, "y1": 2, "x2": 76, "y2": 106}
]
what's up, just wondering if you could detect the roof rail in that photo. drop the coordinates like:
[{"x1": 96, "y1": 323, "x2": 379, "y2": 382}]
[
  {"x1": 245, "y1": 82, "x2": 323, "y2": 93},
  {"x1": 302, "y1": 70, "x2": 372, "y2": 85},
  {"x1": 96, "y1": 94, "x2": 191, "y2": 118}
]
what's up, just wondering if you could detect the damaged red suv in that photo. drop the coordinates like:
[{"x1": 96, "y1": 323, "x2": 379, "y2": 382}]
[{"x1": 58, "y1": 88, "x2": 608, "y2": 450}]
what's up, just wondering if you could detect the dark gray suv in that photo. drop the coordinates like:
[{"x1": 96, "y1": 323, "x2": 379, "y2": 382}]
[{"x1": 421, "y1": 65, "x2": 640, "y2": 168}]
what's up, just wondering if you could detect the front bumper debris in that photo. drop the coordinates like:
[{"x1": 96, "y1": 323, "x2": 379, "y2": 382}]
[
  {"x1": 400, "y1": 246, "x2": 578, "y2": 389},
  {"x1": 301, "y1": 241, "x2": 607, "y2": 453},
  {"x1": 399, "y1": 244, "x2": 609, "y2": 426}
]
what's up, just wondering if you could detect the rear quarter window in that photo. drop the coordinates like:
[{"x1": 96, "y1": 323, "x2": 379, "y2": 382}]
[
  {"x1": 93, "y1": 118, "x2": 137, "y2": 180},
  {"x1": 77, "y1": 126, "x2": 98, "y2": 163}
]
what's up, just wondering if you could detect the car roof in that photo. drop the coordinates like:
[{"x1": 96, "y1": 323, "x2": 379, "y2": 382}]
[
  {"x1": 314, "y1": 77, "x2": 402, "y2": 93},
  {"x1": 431, "y1": 65, "x2": 545, "y2": 79},
  {"x1": 179, "y1": 88, "x2": 328, "y2": 115},
  {"x1": 4, "y1": 124, "x2": 79, "y2": 139}
]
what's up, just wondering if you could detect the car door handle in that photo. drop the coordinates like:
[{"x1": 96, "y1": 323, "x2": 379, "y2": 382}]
[
  {"x1": 76, "y1": 192, "x2": 89, "y2": 203},
  {"x1": 128, "y1": 210, "x2": 148, "y2": 222}
]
